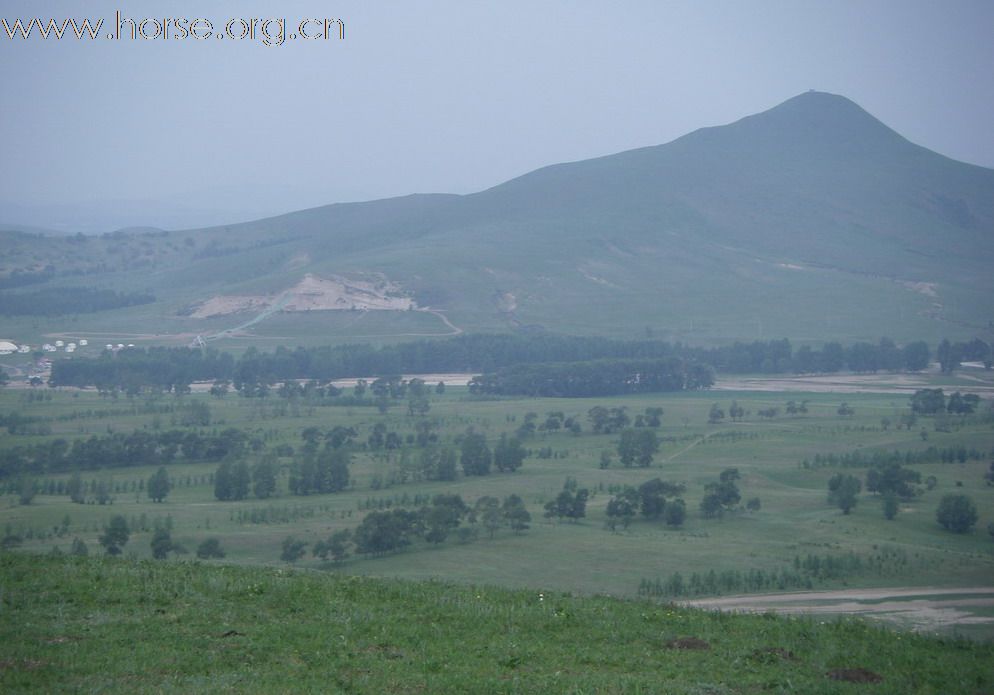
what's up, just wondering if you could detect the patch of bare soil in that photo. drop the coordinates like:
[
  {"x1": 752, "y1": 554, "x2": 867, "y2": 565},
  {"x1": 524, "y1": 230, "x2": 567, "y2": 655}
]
[
  {"x1": 186, "y1": 273, "x2": 414, "y2": 319},
  {"x1": 684, "y1": 587, "x2": 994, "y2": 634},
  {"x1": 827, "y1": 667, "x2": 883, "y2": 683},
  {"x1": 713, "y1": 371, "x2": 994, "y2": 396}
]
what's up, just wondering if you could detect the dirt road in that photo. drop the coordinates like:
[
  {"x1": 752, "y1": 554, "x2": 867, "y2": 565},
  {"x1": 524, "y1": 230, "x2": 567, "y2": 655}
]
[{"x1": 683, "y1": 586, "x2": 994, "y2": 635}]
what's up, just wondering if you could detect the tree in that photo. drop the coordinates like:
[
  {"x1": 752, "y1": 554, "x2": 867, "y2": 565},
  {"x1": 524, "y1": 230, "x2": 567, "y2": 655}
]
[
  {"x1": 196, "y1": 538, "x2": 226, "y2": 559},
  {"x1": 474, "y1": 496, "x2": 502, "y2": 539},
  {"x1": 618, "y1": 429, "x2": 660, "y2": 468},
  {"x1": 866, "y1": 463, "x2": 921, "y2": 500},
  {"x1": 746, "y1": 497, "x2": 762, "y2": 512},
  {"x1": 708, "y1": 403, "x2": 725, "y2": 424},
  {"x1": 637, "y1": 479, "x2": 684, "y2": 520},
  {"x1": 493, "y1": 434, "x2": 526, "y2": 473},
  {"x1": 280, "y1": 535, "x2": 308, "y2": 563},
  {"x1": 936, "y1": 494, "x2": 977, "y2": 533},
  {"x1": 150, "y1": 528, "x2": 185, "y2": 559},
  {"x1": 214, "y1": 461, "x2": 233, "y2": 501},
  {"x1": 70, "y1": 537, "x2": 89, "y2": 556},
  {"x1": 937, "y1": 339, "x2": 959, "y2": 374},
  {"x1": 910, "y1": 388, "x2": 946, "y2": 415},
  {"x1": 460, "y1": 430, "x2": 491, "y2": 476},
  {"x1": 701, "y1": 471, "x2": 741, "y2": 518},
  {"x1": 902, "y1": 341, "x2": 930, "y2": 371},
  {"x1": 882, "y1": 492, "x2": 899, "y2": 520},
  {"x1": 644, "y1": 407, "x2": 664, "y2": 427},
  {"x1": 67, "y1": 471, "x2": 85, "y2": 504},
  {"x1": 231, "y1": 461, "x2": 251, "y2": 500},
  {"x1": 252, "y1": 458, "x2": 278, "y2": 499},
  {"x1": 605, "y1": 488, "x2": 638, "y2": 531},
  {"x1": 827, "y1": 474, "x2": 861, "y2": 514},
  {"x1": 544, "y1": 483, "x2": 588, "y2": 522},
  {"x1": 313, "y1": 529, "x2": 352, "y2": 562},
  {"x1": 502, "y1": 494, "x2": 531, "y2": 534},
  {"x1": 664, "y1": 499, "x2": 686, "y2": 527},
  {"x1": 99, "y1": 515, "x2": 130, "y2": 555},
  {"x1": 836, "y1": 402, "x2": 854, "y2": 417},
  {"x1": 16, "y1": 476, "x2": 37, "y2": 506},
  {"x1": 147, "y1": 466, "x2": 171, "y2": 503}
]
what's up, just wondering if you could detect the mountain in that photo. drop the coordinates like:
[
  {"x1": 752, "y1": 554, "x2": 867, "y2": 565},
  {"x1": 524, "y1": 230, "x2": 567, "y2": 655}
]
[{"x1": 2, "y1": 91, "x2": 992, "y2": 347}]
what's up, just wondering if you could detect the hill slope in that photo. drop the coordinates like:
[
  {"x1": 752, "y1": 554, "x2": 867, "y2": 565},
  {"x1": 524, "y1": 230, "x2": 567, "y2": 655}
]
[
  {"x1": 2, "y1": 553, "x2": 992, "y2": 693},
  {"x1": 2, "y1": 92, "x2": 992, "y2": 346}
]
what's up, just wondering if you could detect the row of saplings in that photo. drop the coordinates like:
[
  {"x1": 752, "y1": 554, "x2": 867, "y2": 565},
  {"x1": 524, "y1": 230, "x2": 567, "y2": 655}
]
[{"x1": 827, "y1": 460, "x2": 994, "y2": 535}]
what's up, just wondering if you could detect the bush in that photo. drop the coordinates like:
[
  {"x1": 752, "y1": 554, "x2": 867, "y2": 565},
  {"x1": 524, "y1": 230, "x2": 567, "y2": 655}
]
[
  {"x1": 936, "y1": 494, "x2": 978, "y2": 533},
  {"x1": 197, "y1": 538, "x2": 226, "y2": 559}
]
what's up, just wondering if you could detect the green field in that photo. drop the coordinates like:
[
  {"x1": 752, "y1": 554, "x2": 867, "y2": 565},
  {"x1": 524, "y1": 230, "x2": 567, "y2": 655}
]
[
  {"x1": 2, "y1": 380, "x2": 992, "y2": 636},
  {"x1": 3, "y1": 552, "x2": 994, "y2": 694}
]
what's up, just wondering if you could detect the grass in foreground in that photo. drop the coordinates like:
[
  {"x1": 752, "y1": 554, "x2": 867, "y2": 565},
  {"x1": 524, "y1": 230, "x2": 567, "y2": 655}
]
[{"x1": 1, "y1": 553, "x2": 992, "y2": 694}]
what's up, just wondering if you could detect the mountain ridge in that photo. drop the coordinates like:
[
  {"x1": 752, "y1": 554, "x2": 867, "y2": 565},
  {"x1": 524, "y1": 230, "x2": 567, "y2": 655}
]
[{"x1": 1, "y1": 91, "x2": 991, "y2": 346}]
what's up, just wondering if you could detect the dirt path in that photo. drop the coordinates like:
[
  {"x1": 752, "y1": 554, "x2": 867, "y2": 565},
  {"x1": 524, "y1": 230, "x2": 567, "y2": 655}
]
[
  {"x1": 683, "y1": 587, "x2": 994, "y2": 634},
  {"x1": 421, "y1": 308, "x2": 463, "y2": 335},
  {"x1": 663, "y1": 432, "x2": 716, "y2": 462}
]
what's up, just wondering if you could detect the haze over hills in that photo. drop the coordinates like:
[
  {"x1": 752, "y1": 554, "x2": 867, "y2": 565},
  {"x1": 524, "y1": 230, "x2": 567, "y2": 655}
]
[{"x1": 1, "y1": 91, "x2": 992, "y2": 347}]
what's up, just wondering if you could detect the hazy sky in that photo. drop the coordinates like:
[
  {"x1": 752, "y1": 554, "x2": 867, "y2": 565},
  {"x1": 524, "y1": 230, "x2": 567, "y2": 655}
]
[{"x1": 2, "y1": 0, "x2": 993, "y2": 231}]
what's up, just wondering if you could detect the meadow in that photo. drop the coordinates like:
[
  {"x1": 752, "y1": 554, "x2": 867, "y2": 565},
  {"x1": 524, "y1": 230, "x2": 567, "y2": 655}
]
[{"x1": 2, "y1": 374, "x2": 993, "y2": 640}]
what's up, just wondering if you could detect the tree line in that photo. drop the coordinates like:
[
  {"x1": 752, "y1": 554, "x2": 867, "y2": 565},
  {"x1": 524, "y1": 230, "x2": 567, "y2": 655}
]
[
  {"x1": 47, "y1": 334, "x2": 991, "y2": 390},
  {"x1": 0, "y1": 428, "x2": 253, "y2": 479},
  {"x1": 467, "y1": 358, "x2": 714, "y2": 397}
]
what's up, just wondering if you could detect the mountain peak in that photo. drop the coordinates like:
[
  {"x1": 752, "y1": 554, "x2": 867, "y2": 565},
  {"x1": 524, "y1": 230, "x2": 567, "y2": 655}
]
[{"x1": 704, "y1": 90, "x2": 908, "y2": 157}]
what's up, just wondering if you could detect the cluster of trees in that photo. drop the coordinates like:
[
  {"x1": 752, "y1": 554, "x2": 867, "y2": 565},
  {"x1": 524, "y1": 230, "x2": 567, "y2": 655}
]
[
  {"x1": 458, "y1": 430, "x2": 526, "y2": 476},
  {"x1": 47, "y1": 334, "x2": 990, "y2": 390},
  {"x1": 910, "y1": 389, "x2": 982, "y2": 415},
  {"x1": 212, "y1": 458, "x2": 281, "y2": 501},
  {"x1": 700, "y1": 468, "x2": 757, "y2": 518},
  {"x1": 825, "y1": 463, "x2": 984, "y2": 534},
  {"x1": 543, "y1": 479, "x2": 589, "y2": 522},
  {"x1": 0, "y1": 428, "x2": 253, "y2": 479},
  {"x1": 286, "y1": 493, "x2": 532, "y2": 561},
  {"x1": 604, "y1": 478, "x2": 686, "y2": 530},
  {"x1": 0, "y1": 286, "x2": 154, "y2": 316},
  {"x1": 937, "y1": 338, "x2": 993, "y2": 373},
  {"x1": 616, "y1": 429, "x2": 660, "y2": 468},
  {"x1": 468, "y1": 358, "x2": 714, "y2": 397}
]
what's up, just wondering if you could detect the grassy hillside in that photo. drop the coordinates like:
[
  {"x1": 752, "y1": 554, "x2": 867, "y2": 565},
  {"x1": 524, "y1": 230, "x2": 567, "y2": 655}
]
[
  {"x1": 1, "y1": 552, "x2": 992, "y2": 694},
  {"x1": 2, "y1": 92, "x2": 992, "y2": 348}
]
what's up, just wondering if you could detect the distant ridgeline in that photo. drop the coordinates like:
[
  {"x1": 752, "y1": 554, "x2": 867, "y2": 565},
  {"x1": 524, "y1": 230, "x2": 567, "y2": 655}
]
[
  {"x1": 0, "y1": 287, "x2": 155, "y2": 316},
  {"x1": 46, "y1": 334, "x2": 991, "y2": 393}
]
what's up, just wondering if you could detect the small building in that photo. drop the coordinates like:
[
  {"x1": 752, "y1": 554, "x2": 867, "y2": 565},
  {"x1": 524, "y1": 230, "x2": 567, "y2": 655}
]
[
  {"x1": 105, "y1": 344, "x2": 114, "y2": 351},
  {"x1": 54, "y1": 340, "x2": 64, "y2": 347},
  {"x1": 79, "y1": 339, "x2": 88, "y2": 346},
  {"x1": 0, "y1": 341, "x2": 17, "y2": 355},
  {"x1": 18, "y1": 345, "x2": 31, "y2": 354},
  {"x1": 65, "y1": 345, "x2": 75, "y2": 353}
]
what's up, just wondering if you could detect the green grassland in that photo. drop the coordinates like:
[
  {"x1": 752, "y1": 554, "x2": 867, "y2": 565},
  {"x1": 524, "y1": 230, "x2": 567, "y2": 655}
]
[
  {"x1": 2, "y1": 552, "x2": 994, "y2": 694},
  {"x1": 2, "y1": 384, "x2": 992, "y2": 619}
]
